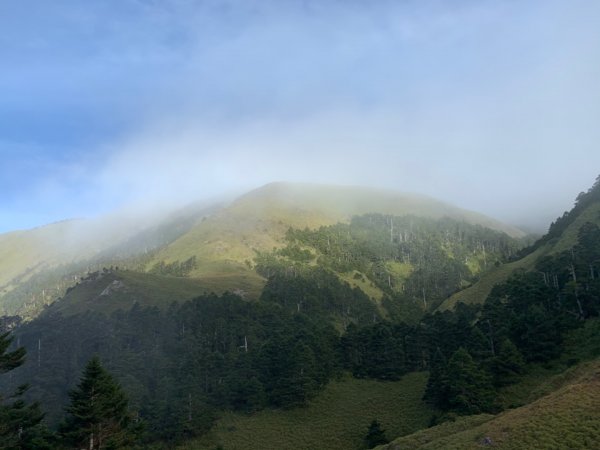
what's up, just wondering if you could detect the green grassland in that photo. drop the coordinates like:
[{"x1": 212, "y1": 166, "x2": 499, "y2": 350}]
[
  {"x1": 0, "y1": 220, "x2": 92, "y2": 290},
  {"x1": 44, "y1": 269, "x2": 265, "y2": 316},
  {"x1": 339, "y1": 270, "x2": 385, "y2": 302},
  {"x1": 180, "y1": 372, "x2": 435, "y2": 450},
  {"x1": 377, "y1": 358, "x2": 600, "y2": 450}
]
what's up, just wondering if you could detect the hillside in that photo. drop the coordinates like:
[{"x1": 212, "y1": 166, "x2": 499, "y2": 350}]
[
  {"x1": 2, "y1": 178, "x2": 600, "y2": 449},
  {"x1": 377, "y1": 358, "x2": 600, "y2": 450},
  {"x1": 182, "y1": 372, "x2": 434, "y2": 450},
  {"x1": 43, "y1": 269, "x2": 264, "y2": 317},
  {"x1": 150, "y1": 183, "x2": 525, "y2": 282},
  {"x1": 438, "y1": 196, "x2": 600, "y2": 311},
  {"x1": 0, "y1": 202, "x2": 215, "y2": 317},
  {"x1": 0, "y1": 182, "x2": 523, "y2": 318}
]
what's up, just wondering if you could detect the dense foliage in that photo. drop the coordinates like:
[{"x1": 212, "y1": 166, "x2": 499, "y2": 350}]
[
  {"x1": 0, "y1": 332, "x2": 53, "y2": 449},
  {"x1": 422, "y1": 221, "x2": 600, "y2": 416},
  {"x1": 149, "y1": 256, "x2": 198, "y2": 277},
  {"x1": 2, "y1": 180, "x2": 599, "y2": 447},
  {"x1": 275, "y1": 214, "x2": 522, "y2": 311},
  {"x1": 60, "y1": 357, "x2": 139, "y2": 449},
  {"x1": 6, "y1": 294, "x2": 341, "y2": 444}
]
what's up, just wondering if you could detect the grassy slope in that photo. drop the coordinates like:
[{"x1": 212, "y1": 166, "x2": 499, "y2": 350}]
[
  {"x1": 1, "y1": 182, "x2": 523, "y2": 315},
  {"x1": 437, "y1": 246, "x2": 547, "y2": 311},
  {"x1": 43, "y1": 270, "x2": 264, "y2": 316},
  {"x1": 151, "y1": 182, "x2": 524, "y2": 300},
  {"x1": 377, "y1": 359, "x2": 600, "y2": 450},
  {"x1": 438, "y1": 202, "x2": 600, "y2": 311},
  {"x1": 0, "y1": 220, "x2": 93, "y2": 290},
  {"x1": 181, "y1": 372, "x2": 435, "y2": 450}
]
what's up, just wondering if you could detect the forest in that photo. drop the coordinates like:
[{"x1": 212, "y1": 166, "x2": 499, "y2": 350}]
[{"x1": 1, "y1": 179, "x2": 600, "y2": 448}]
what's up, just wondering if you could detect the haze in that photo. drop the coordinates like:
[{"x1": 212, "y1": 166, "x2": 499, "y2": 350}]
[{"x1": 1, "y1": 0, "x2": 599, "y2": 234}]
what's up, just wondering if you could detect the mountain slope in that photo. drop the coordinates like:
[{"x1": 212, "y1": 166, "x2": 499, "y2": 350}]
[
  {"x1": 181, "y1": 372, "x2": 434, "y2": 450},
  {"x1": 0, "y1": 182, "x2": 523, "y2": 318},
  {"x1": 0, "y1": 203, "x2": 215, "y2": 316},
  {"x1": 377, "y1": 358, "x2": 600, "y2": 450},
  {"x1": 43, "y1": 269, "x2": 264, "y2": 317},
  {"x1": 144, "y1": 182, "x2": 525, "y2": 303},
  {"x1": 438, "y1": 195, "x2": 600, "y2": 311}
]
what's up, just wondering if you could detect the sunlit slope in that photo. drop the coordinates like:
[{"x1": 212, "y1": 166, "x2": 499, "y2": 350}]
[
  {"x1": 377, "y1": 359, "x2": 600, "y2": 450},
  {"x1": 438, "y1": 201, "x2": 600, "y2": 311},
  {"x1": 180, "y1": 372, "x2": 434, "y2": 450},
  {"x1": 0, "y1": 220, "x2": 104, "y2": 291},
  {"x1": 1, "y1": 182, "x2": 524, "y2": 315},
  {"x1": 150, "y1": 182, "x2": 525, "y2": 280},
  {"x1": 0, "y1": 203, "x2": 215, "y2": 316}
]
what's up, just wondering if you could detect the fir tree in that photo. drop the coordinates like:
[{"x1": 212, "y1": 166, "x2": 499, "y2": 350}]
[
  {"x1": 364, "y1": 419, "x2": 388, "y2": 448},
  {"x1": 490, "y1": 339, "x2": 525, "y2": 386},
  {"x1": 445, "y1": 348, "x2": 495, "y2": 415},
  {"x1": 0, "y1": 332, "x2": 53, "y2": 449},
  {"x1": 60, "y1": 356, "x2": 138, "y2": 449}
]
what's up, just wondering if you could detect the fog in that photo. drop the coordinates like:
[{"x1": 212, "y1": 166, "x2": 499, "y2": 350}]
[{"x1": 1, "y1": 0, "x2": 600, "y2": 234}]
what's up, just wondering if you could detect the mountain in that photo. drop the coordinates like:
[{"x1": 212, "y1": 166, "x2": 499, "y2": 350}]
[
  {"x1": 376, "y1": 358, "x2": 600, "y2": 450},
  {"x1": 3, "y1": 179, "x2": 599, "y2": 449},
  {"x1": 0, "y1": 201, "x2": 216, "y2": 317},
  {"x1": 147, "y1": 181, "x2": 524, "y2": 272},
  {"x1": 0, "y1": 182, "x2": 524, "y2": 318},
  {"x1": 438, "y1": 177, "x2": 600, "y2": 311}
]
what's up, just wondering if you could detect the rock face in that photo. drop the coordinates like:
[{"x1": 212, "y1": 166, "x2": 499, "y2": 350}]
[{"x1": 99, "y1": 280, "x2": 125, "y2": 298}]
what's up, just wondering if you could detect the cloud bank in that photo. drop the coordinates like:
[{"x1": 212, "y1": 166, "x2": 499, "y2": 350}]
[{"x1": 1, "y1": 0, "x2": 599, "y2": 232}]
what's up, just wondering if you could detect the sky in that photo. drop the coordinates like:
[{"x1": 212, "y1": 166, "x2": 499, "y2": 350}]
[{"x1": 1, "y1": 0, "x2": 599, "y2": 233}]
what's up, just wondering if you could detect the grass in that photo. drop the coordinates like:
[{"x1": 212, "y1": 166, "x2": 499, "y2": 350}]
[
  {"x1": 437, "y1": 245, "x2": 547, "y2": 311},
  {"x1": 378, "y1": 358, "x2": 600, "y2": 450},
  {"x1": 151, "y1": 182, "x2": 529, "y2": 277},
  {"x1": 2, "y1": 182, "x2": 525, "y2": 318},
  {"x1": 548, "y1": 202, "x2": 600, "y2": 255},
  {"x1": 180, "y1": 372, "x2": 435, "y2": 450},
  {"x1": 339, "y1": 271, "x2": 385, "y2": 302},
  {"x1": 439, "y1": 202, "x2": 600, "y2": 312},
  {"x1": 45, "y1": 269, "x2": 265, "y2": 316}
]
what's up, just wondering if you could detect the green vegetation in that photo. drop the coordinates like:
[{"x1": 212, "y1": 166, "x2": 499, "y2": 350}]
[
  {"x1": 8, "y1": 293, "x2": 344, "y2": 443},
  {"x1": 259, "y1": 213, "x2": 524, "y2": 320},
  {"x1": 2, "y1": 179, "x2": 600, "y2": 449},
  {"x1": 377, "y1": 358, "x2": 600, "y2": 450},
  {"x1": 46, "y1": 269, "x2": 264, "y2": 316},
  {"x1": 365, "y1": 419, "x2": 389, "y2": 449},
  {"x1": 180, "y1": 373, "x2": 434, "y2": 450},
  {"x1": 0, "y1": 332, "x2": 53, "y2": 448},
  {"x1": 439, "y1": 176, "x2": 600, "y2": 311},
  {"x1": 60, "y1": 357, "x2": 140, "y2": 449}
]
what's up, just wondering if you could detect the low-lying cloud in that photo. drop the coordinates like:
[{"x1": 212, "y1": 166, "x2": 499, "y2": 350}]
[{"x1": 1, "y1": 0, "x2": 600, "y2": 233}]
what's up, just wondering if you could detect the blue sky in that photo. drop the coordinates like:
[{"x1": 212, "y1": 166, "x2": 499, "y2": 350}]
[{"x1": 1, "y1": 0, "x2": 600, "y2": 233}]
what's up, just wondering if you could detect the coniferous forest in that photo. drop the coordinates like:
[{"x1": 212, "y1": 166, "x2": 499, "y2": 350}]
[{"x1": 1, "y1": 177, "x2": 599, "y2": 448}]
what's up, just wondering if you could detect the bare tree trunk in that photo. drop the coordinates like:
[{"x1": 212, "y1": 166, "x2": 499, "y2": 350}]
[{"x1": 487, "y1": 320, "x2": 495, "y2": 356}]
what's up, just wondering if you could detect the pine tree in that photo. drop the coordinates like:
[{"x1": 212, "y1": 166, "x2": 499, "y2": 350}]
[
  {"x1": 0, "y1": 332, "x2": 26, "y2": 374},
  {"x1": 490, "y1": 339, "x2": 525, "y2": 386},
  {"x1": 364, "y1": 419, "x2": 388, "y2": 448},
  {"x1": 0, "y1": 332, "x2": 53, "y2": 449},
  {"x1": 445, "y1": 348, "x2": 495, "y2": 415},
  {"x1": 60, "y1": 356, "x2": 138, "y2": 449}
]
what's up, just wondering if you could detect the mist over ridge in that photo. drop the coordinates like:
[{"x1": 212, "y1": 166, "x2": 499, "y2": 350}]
[{"x1": 1, "y1": 0, "x2": 600, "y2": 233}]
